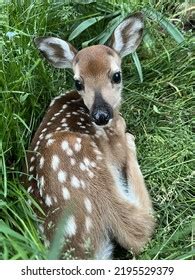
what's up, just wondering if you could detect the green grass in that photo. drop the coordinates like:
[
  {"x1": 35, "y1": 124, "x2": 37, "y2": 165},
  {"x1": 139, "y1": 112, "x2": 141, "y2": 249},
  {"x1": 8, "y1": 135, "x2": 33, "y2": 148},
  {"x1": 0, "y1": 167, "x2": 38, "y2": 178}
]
[{"x1": 1, "y1": 0, "x2": 194, "y2": 260}]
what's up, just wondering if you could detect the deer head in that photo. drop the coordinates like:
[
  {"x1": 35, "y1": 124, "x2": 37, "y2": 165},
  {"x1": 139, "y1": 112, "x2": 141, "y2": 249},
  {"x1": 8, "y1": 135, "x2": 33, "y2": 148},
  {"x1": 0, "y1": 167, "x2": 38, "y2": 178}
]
[{"x1": 34, "y1": 13, "x2": 144, "y2": 126}]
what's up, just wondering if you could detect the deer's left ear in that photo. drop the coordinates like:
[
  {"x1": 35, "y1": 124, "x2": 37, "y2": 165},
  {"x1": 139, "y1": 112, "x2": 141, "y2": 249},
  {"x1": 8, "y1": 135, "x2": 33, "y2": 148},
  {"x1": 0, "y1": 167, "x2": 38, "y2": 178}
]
[{"x1": 109, "y1": 13, "x2": 144, "y2": 58}]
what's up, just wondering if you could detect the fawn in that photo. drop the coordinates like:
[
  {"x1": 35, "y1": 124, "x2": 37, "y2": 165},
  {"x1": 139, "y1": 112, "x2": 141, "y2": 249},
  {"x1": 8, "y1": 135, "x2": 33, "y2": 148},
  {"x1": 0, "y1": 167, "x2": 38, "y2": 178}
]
[{"x1": 25, "y1": 12, "x2": 154, "y2": 259}]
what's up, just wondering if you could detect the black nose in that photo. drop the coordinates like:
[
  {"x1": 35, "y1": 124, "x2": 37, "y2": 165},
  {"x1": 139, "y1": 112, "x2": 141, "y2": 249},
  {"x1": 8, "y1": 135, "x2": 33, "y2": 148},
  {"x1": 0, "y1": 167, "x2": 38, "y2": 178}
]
[{"x1": 92, "y1": 110, "x2": 111, "y2": 126}]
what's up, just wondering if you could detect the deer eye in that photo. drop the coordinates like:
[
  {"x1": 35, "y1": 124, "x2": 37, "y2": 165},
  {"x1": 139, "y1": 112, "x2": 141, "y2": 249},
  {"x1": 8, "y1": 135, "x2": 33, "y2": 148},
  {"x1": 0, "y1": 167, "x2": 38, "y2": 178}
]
[
  {"x1": 112, "y1": 72, "x2": 121, "y2": 84},
  {"x1": 75, "y1": 80, "x2": 84, "y2": 91}
]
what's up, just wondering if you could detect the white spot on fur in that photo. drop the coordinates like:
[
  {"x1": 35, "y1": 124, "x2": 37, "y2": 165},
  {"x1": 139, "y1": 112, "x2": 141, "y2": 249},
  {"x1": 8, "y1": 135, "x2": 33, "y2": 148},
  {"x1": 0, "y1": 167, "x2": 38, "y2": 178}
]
[
  {"x1": 47, "y1": 139, "x2": 55, "y2": 146},
  {"x1": 74, "y1": 142, "x2": 81, "y2": 152},
  {"x1": 30, "y1": 156, "x2": 35, "y2": 163},
  {"x1": 71, "y1": 175, "x2": 80, "y2": 188},
  {"x1": 88, "y1": 170, "x2": 94, "y2": 178},
  {"x1": 85, "y1": 216, "x2": 92, "y2": 232},
  {"x1": 45, "y1": 133, "x2": 53, "y2": 140},
  {"x1": 84, "y1": 198, "x2": 92, "y2": 213},
  {"x1": 70, "y1": 158, "x2": 76, "y2": 165},
  {"x1": 41, "y1": 128, "x2": 47, "y2": 133},
  {"x1": 39, "y1": 176, "x2": 45, "y2": 188},
  {"x1": 80, "y1": 180, "x2": 86, "y2": 188},
  {"x1": 45, "y1": 194, "x2": 53, "y2": 206},
  {"x1": 40, "y1": 156, "x2": 44, "y2": 169},
  {"x1": 29, "y1": 166, "x2": 34, "y2": 172},
  {"x1": 51, "y1": 155, "x2": 60, "y2": 171},
  {"x1": 34, "y1": 146, "x2": 38, "y2": 152},
  {"x1": 62, "y1": 187, "x2": 70, "y2": 200},
  {"x1": 61, "y1": 140, "x2": 69, "y2": 151},
  {"x1": 90, "y1": 161, "x2": 96, "y2": 168},
  {"x1": 61, "y1": 118, "x2": 66, "y2": 123},
  {"x1": 58, "y1": 170, "x2": 67, "y2": 183},
  {"x1": 39, "y1": 133, "x2": 44, "y2": 139},
  {"x1": 64, "y1": 215, "x2": 77, "y2": 237},
  {"x1": 67, "y1": 148, "x2": 73, "y2": 156},
  {"x1": 27, "y1": 186, "x2": 32, "y2": 193},
  {"x1": 80, "y1": 162, "x2": 86, "y2": 171},
  {"x1": 83, "y1": 157, "x2": 90, "y2": 166}
]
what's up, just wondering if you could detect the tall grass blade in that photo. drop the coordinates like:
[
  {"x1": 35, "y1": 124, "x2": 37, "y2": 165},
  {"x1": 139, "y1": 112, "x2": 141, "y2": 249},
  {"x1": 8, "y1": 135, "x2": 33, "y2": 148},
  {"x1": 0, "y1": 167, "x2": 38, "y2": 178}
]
[
  {"x1": 68, "y1": 16, "x2": 105, "y2": 41},
  {"x1": 131, "y1": 52, "x2": 143, "y2": 83},
  {"x1": 143, "y1": 8, "x2": 185, "y2": 44}
]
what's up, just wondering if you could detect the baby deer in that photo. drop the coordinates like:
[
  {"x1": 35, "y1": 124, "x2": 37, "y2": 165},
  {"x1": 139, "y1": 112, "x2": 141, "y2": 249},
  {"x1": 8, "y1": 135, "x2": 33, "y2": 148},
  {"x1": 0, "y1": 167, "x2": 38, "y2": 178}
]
[{"x1": 25, "y1": 12, "x2": 154, "y2": 259}]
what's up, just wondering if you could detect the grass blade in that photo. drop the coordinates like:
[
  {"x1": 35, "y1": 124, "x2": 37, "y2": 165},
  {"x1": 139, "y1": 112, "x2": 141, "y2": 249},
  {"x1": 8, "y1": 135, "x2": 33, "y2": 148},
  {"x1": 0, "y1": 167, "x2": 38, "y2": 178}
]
[
  {"x1": 143, "y1": 8, "x2": 185, "y2": 44},
  {"x1": 131, "y1": 52, "x2": 143, "y2": 83},
  {"x1": 68, "y1": 16, "x2": 105, "y2": 41}
]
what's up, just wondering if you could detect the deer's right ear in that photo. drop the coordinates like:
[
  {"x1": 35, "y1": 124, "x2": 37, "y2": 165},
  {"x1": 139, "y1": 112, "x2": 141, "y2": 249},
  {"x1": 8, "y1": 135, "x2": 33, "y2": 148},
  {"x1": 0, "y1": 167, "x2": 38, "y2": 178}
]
[
  {"x1": 109, "y1": 13, "x2": 144, "y2": 58},
  {"x1": 34, "y1": 37, "x2": 77, "y2": 68}
]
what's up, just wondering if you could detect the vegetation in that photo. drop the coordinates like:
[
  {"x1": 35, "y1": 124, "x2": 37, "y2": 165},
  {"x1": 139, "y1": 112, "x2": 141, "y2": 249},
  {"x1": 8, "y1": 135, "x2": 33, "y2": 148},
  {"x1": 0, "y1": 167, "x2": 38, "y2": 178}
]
[{"x1": 0, "y1": 0, "x2": 194, "y2": 260}]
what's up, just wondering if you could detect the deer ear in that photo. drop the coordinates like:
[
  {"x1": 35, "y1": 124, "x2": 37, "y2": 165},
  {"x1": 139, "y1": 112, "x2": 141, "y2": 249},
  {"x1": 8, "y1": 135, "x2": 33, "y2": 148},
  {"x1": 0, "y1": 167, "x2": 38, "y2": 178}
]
[
  {"x1": 109, "y1": 13, "x2": 144, "y2": 58},
  {"x1": 34, "y1": 37, "x2": 77, "y2": 68}
]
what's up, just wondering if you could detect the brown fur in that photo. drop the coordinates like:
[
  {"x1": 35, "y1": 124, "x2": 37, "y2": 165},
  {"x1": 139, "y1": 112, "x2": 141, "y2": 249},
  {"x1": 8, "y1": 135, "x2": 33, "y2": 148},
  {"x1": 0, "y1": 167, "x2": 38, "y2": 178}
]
[{"x1": 23, "y1": 91, "x2": 154, "y2": 259}]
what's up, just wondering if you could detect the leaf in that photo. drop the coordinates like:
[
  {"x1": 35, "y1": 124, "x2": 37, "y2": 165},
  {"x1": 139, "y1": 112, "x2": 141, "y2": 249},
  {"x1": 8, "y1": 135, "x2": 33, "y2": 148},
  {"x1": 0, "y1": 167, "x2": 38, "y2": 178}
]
[
  {"x1": 13, "y1": 113, "x2": 31, "y2": 132},
  {"x1": 0, "y1": 220, "x2": 27, "y2": 242},
  {"x1": 19, "y1": 93, "x2": 30, "y2": 103},
  {"x1": 143, "y1": 8, "x2": 185, "y2": 44},
  {"x1": 81, "y1": 13, "x2": 122, "y2": 47},
  {"x1": 153, "y1": 104, "x2": 160, "y2": 114},
  {"x1": 131, "y1": 52, "x2": 143, "y2": 83},
  {"x1": 98, "y1": 14, "x2": 125, "y2": 44},
  {"x1": 68, "y1": 16, "x2": 105, "y2": 41}
]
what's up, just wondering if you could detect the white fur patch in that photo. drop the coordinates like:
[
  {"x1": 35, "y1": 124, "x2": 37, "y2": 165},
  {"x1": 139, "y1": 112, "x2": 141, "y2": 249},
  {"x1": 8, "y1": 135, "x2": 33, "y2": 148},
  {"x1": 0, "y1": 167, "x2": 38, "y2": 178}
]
[
  {"x1": 58, "y1": 170, "x2": 67, "y2": 183},
  {"x1": 62, "y1": 187, "x2": 70, "y2": 200},
  {"x1": 51, "y1": 155, "x2": 60, "y2": 171},
  {"x1": 71, "y1": 175, "x2": 80, "y2": 188},
  {"x1": 39, "y1": 156, "x2": 45, "y2": 169},
  {"x1": 85, "y1": 216, "x2": 92, "y2": 232},
  {"x1": 45, "y1": 194, "x2": 53, "y2": 207},
  {"x1": 46, "y1": 139, "x2": 55, "y2": 146},
  {"x1": 84, "y1": 197, "x2": 92, "y2": 213},
  {"x1": 61, "y1": 140, "x2": 69, "y2": 151},
  {"x1": 39, "y1": 176, "x2": 45, "y2": 188},
  {"x1": 95, "y1": 239, "x2": 113, "y2": 260},
  {"x1": 109, "y1": 165, "x2": 139, "y2": 206},
  {"x1": 64, "y1": 215, "x2": 77, "y2": 237}
]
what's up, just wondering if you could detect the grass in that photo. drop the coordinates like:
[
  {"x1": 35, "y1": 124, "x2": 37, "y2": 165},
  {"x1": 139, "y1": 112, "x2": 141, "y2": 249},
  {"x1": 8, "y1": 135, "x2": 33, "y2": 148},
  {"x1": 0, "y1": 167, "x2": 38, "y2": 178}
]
[{"x1": 0, "y1": 0, "x2": 194, "y2": 260}]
